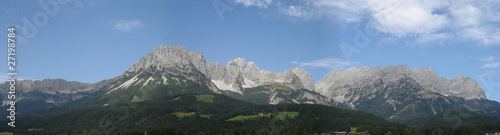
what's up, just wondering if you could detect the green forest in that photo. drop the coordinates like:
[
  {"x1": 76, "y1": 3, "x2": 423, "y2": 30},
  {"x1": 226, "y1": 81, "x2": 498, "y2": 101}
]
[{"x1": 1, "y1": 93, "x2": 499, "y2": 135}]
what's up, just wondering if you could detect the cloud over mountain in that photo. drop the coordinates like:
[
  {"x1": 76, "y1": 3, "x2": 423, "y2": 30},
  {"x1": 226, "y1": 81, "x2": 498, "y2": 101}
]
[
  {"x1": 234, "y1": 0, "x2": 500, "y2": 46},
  {"x1": 109, "y1": 19, "x2": 144, "y2": 32}
]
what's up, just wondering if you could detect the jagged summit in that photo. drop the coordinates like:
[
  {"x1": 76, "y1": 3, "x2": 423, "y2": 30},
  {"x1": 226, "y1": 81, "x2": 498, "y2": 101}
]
[
  {"x1": 315, "y1": 64, "x2": 486, "y2": 101},
  {"x1": 312, "y1": 64, "x2": 493, "y2": 122},
  {"x1": 112, "y1": 45, "x2": 316, "y2": 96},
  {"x1": 210, "y1": 57, "x2": 315, "y2": 94},
  {"x1": 127, "y1": 45, "x2": 202, "y2": 72},
  {"x1": 97, "y1": 45, "x2": 325, "y2": 105}
]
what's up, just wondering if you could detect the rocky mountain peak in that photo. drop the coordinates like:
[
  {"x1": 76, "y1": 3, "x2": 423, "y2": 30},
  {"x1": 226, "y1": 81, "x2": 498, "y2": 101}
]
[
  {"x1": 286, "y1": 67, "x2": 315, "y2": 91},
  {"x1": 127, "y1": 45, "x2": 192, "y2": 72},
  {"x1": 316, "y1": 65, "x2": 487, "y2": 100},
  {"x1": 229, "y1": 58, "x2": 247, "y2": 64},
  {"x1": 211, "y1": 58, "x2": 314, "y2": 93},
  {"x1": 384, "y1": 64, "x2": 411, "y2": 73},
  {"x1": 227, "y1": 58, "x2": 260, "y2": 74},
  {"x1": 426, "y1": 67, "x2": 434, "y2": 71},
  {"x1": 116, "y1": 45, "x2": 316, "y2": 95}
]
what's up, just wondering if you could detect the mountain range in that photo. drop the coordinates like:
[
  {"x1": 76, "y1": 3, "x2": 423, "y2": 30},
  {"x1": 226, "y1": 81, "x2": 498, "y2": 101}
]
[{"x1": 2, "y1": 45, "x2": 499, "y2": 123}]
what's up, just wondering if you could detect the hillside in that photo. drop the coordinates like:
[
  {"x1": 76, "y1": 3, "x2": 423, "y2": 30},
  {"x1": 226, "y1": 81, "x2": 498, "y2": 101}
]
[
  {"x1": 0, "y1": 94, "x2": 408, "y2": 134},
  {"x1": 405, "y1": 110, "x2": 500, "y2": 133}
]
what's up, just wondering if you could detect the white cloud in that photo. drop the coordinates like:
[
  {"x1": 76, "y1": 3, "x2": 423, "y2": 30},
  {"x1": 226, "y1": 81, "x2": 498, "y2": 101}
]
[
  {"x1": 368, "y1": 0, "x2": 449, "y2": 36},
  {"x1": 449, "y1": 4, "x2": 482, "y2": 27},
  {"x1": 72, "y1": 0, "x2": 90, "y2": 7},
  {"x1": 109, "y1": 20, "x2": 144, "y2": 32},
  {"x1": 483, "y1": 62, "x2": 500, "y2": 68},
  {"x1": 279, "y1": 5, "x2": 311, "y2": 18},
  {"x1": 461, "y1": 26, "x2": 500, "y2": 45},
  {"x1": 250, "y1": 0, "x2": 500, "y2": 46},
  {"x1": 234, "y1": 0, "x2": 273, "y2": 8},
  {"x1": 310, "y1": 0, "x2": 365, "y2": 22},
  {"x1": 416, "y1": 33, "x2": 452, "y2": 44},
  {"x1": 292, "y1": 58, "x2": 359, "y2": 69},
  {"x1": 0, "y1": 74, "x2": 9, "y2": 83},
  {"x1": 0, "y1": 74, "x2": 30, "y2": 83},
  {"x1": 307, "y1": 0, "x2": 451, "y2": 36},
  {"x1": 481, "y1": 56, "x2": 496, "y2": 62},
  {"x1": 476, "y1": 70, "x2": 500, "y2": 96},
  {"x1": 418, "y1": 52, "x2": 426, "y2": 56},
  {"x1": 480, "y1": 56, "x2": 500, "y2": 68}
]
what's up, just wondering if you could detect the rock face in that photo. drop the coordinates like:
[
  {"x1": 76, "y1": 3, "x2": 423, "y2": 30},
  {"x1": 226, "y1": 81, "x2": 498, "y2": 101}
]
[
  {"x1": 17, "y1": 79, "x2": 95, "y2": 94},
  {"x1": 314, "y1": 64, "x2": 493, "y2": 122},
  {"x1": 102, "y1": 45, "x2": 322, "y2": 105},
  {"x1": 315, "y1": 64, "x2": 485, "y2": 102},
  {"x1": 108, "y1": 45, "x2": 219, "y2": 94},
  {"x1": 126, "y1": 45, "x2": 314, "y2": 93},
  {"x1": 205, "y1": 58, "x2": 315, "y2": 94},
  {"x1": 0, "y1": 78, "x2": 113, "y2": 113},
  {"x1": 410, "y1": 67, "x2": 485, "y2": 100}
]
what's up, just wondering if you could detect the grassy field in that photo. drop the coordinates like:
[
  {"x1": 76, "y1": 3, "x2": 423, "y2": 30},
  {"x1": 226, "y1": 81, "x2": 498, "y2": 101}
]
[
  {"x1": 171, "y1": 112, "x2": 211, "y2": 118},
  {"x1": 275, "y1": 111, "x2": 299, "y2": 119},
  {"x1": 0, "y1": 132, "x2": 13, "y2": 135},
  {"x1": 351, "y1": 127, "x2": 357, "y2": 132},
  {"x1": 200, "y1": 114, "x2": 211, "y2": 118},
  {"x1": 28, "y1": 128, "x2": 43, "y2": 132},
  {"x1": 130, "y1": 95, "x2": 143, "y2": 102},
  {"x1": 228, "y1": 111, "x2": 298, "y2": 121},
  {"x1": 167, "y1": 95, "x2": 214, "y2": 103},
  {"x1": 171, "y1": 112, "x2": 195, "y2": 118},
  {"x1": 227, "y1": 115, "x2": 261, "y2": 121},
  {"x1": 169, "y1": 96, "x2": 181, "y2": 101},
  {"x1": 195, "y1": 95, "x2": 215, "y2": 103}
]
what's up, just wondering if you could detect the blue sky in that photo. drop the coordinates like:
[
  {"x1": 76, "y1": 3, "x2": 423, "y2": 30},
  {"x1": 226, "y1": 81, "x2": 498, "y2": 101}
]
[{"x1": 1, "y1": 0, "x2": 499, "y2": 102}]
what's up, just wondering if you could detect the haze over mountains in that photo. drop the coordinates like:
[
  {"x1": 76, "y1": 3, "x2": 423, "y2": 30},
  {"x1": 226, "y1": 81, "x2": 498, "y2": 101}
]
[
  {"x1": 2, "y1": 45, "x2": 499, "y2": 122},
  {"x1": 0, "y1": 78, "x2": 114, "y2": 113}
]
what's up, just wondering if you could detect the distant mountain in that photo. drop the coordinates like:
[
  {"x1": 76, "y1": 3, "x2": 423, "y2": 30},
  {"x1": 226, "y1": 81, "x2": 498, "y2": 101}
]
[
  {"x1": 0, "y1": 78, "x2": 113, "y2": 113},
  {"x1": 315, "y1": 65, "x2": 485, "y2": 101},
  {"x1": 315, "y1": 65, "x2": 498, "y2": 122},
  {"x1": 5, "y1": 45, "x2": 499, "y2": 124}
]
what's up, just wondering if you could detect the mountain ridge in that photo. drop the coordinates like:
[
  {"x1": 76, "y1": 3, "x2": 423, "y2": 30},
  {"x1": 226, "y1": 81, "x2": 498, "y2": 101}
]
[
  {"x1": 3, "y1": 45, "x2": 497, "y2": 123},
  {"x1": 315, "y1": 64, "x2": 486, "y2": 101},
  {"x1": 127, "y1": 45, "x2": 487, "y2": 100},
  {"x1": 102, "y1": 45, "x2": 325, "y2": 105},
  {"x1": 0, "y1": 78, "x2": 116, "y2": 113},
  {"x1": 93, "y1": 45, "x2": 500, "y2": 122}
]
